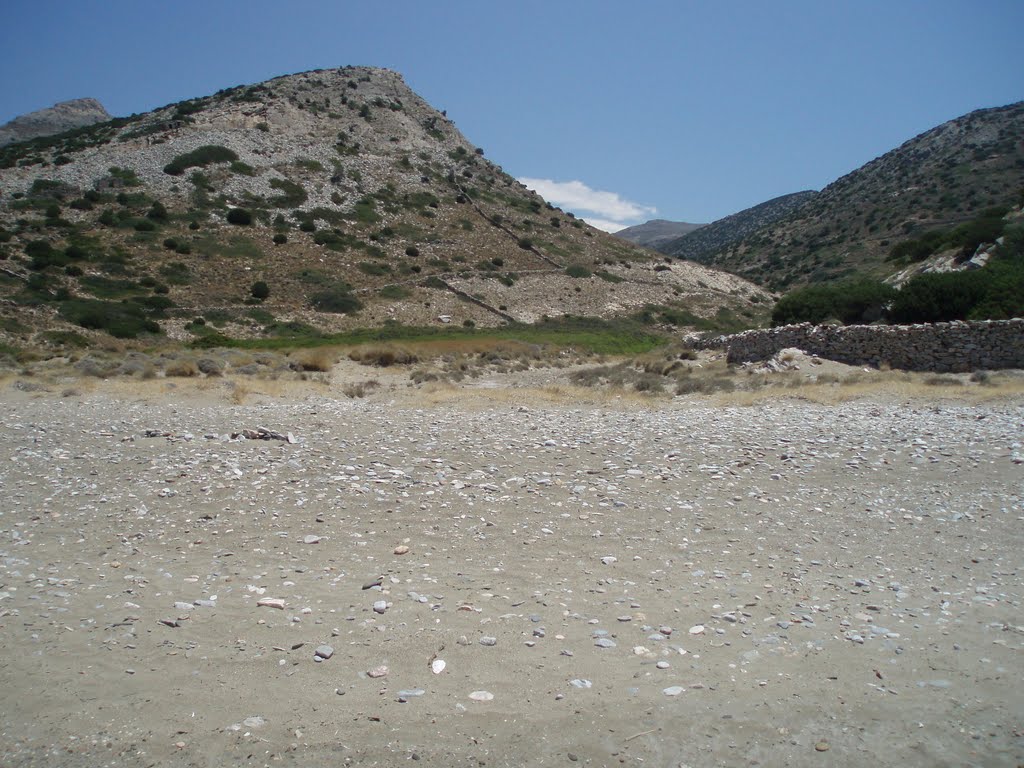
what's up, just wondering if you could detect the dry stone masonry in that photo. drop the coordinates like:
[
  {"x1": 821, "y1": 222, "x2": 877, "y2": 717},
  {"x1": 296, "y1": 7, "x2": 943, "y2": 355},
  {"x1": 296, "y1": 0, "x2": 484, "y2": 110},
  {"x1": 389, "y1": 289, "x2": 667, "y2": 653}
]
[{"x1": 696, "y1": 319, "x2": 1024, "y2": 372}]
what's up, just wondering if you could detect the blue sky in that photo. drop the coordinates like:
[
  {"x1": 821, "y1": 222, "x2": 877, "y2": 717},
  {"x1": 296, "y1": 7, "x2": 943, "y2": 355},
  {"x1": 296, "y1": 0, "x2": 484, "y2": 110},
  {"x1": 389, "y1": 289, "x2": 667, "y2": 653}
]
[{"x1": 2, "y1": 1, "x2": 1022, "y2": 230}]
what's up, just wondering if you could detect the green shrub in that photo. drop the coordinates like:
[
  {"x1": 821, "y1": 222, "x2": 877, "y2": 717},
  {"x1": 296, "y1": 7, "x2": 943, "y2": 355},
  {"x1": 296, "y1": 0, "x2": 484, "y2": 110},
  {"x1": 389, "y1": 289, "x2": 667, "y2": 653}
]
[
  {"x1": 517, "y1": 237, "x2": 533, "y2": 250},
  {"x1": 147, "y1": 201, "x2": 168, "y2": 221},
  {"x1": 230, "y1": 160, "x2": 255, "y2": 176},
  {"x1": 226, "y1": 208, "x2": 252, "y2": 225},
  {"x1": 772, "y1": 279, "x2": 897, "y2": 325},
  {"x1": 251, "y1": 280, "x2": 270, "y2": 300},
  {"x1": 58, "y1": 299, "x2": 162, "y2": 338},
  {"x1": 565, "y1": 264, "x2": 592, "y2": 279},
  {"x1": 379, "y1": 284, "x2": 411, "y2": 299},
  {"x1": 311, "y1": 284, "x2": 362, "y2": 314},
  {"x1": 164, "y1": 145, "x2": 238, "y2": 175},
  {"x1": 273, "y1": 233, "x2": 287, "y2": 245},
  {"x1": 268, "y1": 178, "x2": 307, "y2": 207},
  {"x1": 358, "y1": 261, "x2": 391, "y2": 276},
  {"x1": 889, "y1": 272, "x2": 987, "y2": 323}
]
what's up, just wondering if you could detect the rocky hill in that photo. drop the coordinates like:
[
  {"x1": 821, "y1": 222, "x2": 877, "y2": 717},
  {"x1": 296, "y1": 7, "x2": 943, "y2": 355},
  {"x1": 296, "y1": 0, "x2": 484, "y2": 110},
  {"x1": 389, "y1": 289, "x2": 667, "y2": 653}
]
[
  {"x1": 0, "y1": 98, "x2": 111, "y2": 147},
  {"x1": 659, "y1": 191, "x2": 817, "y2": 263},
  {"x1": 614, "y1": 218, "x2": 704, "y2": 250},
  {"x1": 700, "y1": 101, "x2": 1024, "y2": 291},
  {"x1": 0, "y1": 67, "x2": 767, "y2": 351}
]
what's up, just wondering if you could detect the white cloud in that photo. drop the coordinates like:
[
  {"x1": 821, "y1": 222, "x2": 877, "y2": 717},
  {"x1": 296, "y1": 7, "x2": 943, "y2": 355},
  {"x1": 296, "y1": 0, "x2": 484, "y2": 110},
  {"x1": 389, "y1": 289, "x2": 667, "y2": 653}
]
[
  {"x1": 582, "y1": 217, "x2": 630, "y2": 233},
  {"x1": 518, "y1": 178, "x2": 656, "y2": 227}
]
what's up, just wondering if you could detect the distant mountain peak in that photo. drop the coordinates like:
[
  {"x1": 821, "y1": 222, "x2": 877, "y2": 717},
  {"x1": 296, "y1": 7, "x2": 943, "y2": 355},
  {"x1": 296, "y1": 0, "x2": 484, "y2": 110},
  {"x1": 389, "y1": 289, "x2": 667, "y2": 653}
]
[
  {"x1": 615, "y1": 219, "x2": 705, "y2": 250},
  {"x1": 0, "y1": 98, "x2": 111, "y2": 147}
]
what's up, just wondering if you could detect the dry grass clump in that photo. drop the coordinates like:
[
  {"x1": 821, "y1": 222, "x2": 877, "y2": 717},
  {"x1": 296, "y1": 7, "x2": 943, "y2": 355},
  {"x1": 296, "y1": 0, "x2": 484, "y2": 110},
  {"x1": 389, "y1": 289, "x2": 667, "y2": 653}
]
[
  {"x1": 341, "y1": 379, "x2": 381, "y2": 398},
  {"x1": 165, "y1": 358, "x2": 200, "y2": 377},
  {"x1": 289, "y1": 347, "x2": 339, "y2": 372},
  {"x1": 73, "y1": 355, "x2": 118, "y2": 378},
  {"x1": 349, "y1": 344, "x2": 419, "y2": 367}
]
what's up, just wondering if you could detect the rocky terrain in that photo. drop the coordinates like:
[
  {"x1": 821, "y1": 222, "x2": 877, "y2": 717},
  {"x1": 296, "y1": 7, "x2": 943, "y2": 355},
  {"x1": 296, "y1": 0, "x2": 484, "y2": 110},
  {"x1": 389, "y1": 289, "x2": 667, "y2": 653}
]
[
  {"x1": 613, "y1": 219, "x2": 704, "y2": 250},
  {"x1": 0, "y1": 98, "x2": 111, "y2": 148},
  {"x1": 698, "y1": 102, "x2": 1024, "y2": 290},
  {"x1": 0, "y1": 360, "x2": 1022, "y2": 767},
  {"x1": 0, "y1": 67, "x2": 766, "y2": 354},
  {"x1": 659, "y1": 191, "x2": 818, "y2": 265}
]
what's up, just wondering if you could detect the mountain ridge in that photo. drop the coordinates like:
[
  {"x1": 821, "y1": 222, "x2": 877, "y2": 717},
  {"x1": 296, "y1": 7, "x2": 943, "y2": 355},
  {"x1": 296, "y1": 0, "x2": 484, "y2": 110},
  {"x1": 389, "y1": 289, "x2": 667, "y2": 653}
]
[
  {"x1": 697, "y1": 100, "x2": 1024, "y2": 289},
  {"x1": 0, "y1": 66, "x2": 767, "y2": 349},
  {"x1": 659, "y1": 191, "x2": 818, "y2": 263}
]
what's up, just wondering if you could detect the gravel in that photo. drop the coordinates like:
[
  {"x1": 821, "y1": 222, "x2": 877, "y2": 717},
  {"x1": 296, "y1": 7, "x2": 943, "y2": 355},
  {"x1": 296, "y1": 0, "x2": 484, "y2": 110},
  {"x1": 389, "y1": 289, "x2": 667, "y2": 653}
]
[{"x1": 0, "y1": 383, "x2": 1021, "y2": 767}]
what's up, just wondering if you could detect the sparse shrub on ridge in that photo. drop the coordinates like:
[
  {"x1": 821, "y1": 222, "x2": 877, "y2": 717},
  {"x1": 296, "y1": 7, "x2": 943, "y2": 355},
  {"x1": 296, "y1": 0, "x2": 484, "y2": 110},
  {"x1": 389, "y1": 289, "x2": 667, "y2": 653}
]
[{"x1": 164, "y1": 145, "x2": 238, "y2": 176}]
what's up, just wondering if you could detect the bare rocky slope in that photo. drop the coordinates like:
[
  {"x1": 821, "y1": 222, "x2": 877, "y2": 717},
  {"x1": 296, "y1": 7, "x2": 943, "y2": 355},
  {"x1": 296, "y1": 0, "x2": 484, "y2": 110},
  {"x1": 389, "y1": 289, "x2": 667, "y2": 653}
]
[
  {"x1": 0, "y1": 98, "x2": 111, "y2": 147},
  {"x1": 698, "y1": 101, "x2": 1024, "y2": 290},
  {"x1": 0, "y1": 67, "x2": 767, "y2": 352},
  {"x1": 613, "y1": 218, "x2": 704, "y2": 250}
]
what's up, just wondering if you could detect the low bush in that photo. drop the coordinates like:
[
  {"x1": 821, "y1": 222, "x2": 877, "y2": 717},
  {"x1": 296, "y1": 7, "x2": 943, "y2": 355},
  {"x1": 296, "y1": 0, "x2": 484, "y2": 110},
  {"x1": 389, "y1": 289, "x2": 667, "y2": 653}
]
[
  {"x1": 226, "y1": 207, "x2": 252, "y2": 225},
  {"x1": 348, "y1": 344, "x2": 418, "y2": 367},
  {"x1": 164, "y1": 145, "x2": 238, "y2": 175},
  {"x1": 310, "y1": 284, "x2": 363, "y2": 314},
  {"x1": 566, "y1": 264, "x2": 592, "y2": 279},
  {"x1": 251, "y1": 281, "x2": 270, "y2": 300},
  {"x1": 268, "y1": 178, "x2": 307, "y2": 207},
  {"x1": 58, "y1": 299, "x2": 162, "y2": 338},
  {"x1": 772, "y1": 279, "x2": 897, "y2": 325}
]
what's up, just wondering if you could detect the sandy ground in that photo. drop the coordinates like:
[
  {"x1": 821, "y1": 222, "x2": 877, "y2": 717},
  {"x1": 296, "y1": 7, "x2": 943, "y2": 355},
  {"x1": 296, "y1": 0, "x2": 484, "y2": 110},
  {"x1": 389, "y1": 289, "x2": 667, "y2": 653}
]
[{"x1": 1, "y1": 364, "x2": 1022, "y2": 767}]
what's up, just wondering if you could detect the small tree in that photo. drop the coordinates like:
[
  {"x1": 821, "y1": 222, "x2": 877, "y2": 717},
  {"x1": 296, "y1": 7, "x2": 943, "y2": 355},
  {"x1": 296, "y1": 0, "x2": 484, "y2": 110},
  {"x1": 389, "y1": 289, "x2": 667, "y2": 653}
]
[{"x1": 251, "y1": 281, "x2": 270, "y2": 300}]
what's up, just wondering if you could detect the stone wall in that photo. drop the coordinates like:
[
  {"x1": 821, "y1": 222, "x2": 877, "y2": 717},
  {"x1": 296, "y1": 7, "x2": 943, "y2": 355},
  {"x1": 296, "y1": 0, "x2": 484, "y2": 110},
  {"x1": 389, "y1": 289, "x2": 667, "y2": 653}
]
[{"x1": 693, "y1": 319, "x2": 1024, "y2": 372}]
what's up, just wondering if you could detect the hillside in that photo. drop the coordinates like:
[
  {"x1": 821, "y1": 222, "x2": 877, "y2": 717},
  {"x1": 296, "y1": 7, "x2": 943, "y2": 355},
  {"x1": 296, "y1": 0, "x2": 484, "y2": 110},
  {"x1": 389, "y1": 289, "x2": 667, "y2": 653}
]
[
  {"x1": 659, "y1": 191, "x2": 817, "y2": 263},
  {"x1": 0, "y1": 67, "x2": 767, "y2": 351},
  {"x1": 700, "y1": 101, "x2": 1024, "y2": 290},
  {"x1": 0, "y1": 98, "x2": 111, "y2": 147},
  {"x1": 614, "y1": 218, "x2": 704, "y2": 250}
]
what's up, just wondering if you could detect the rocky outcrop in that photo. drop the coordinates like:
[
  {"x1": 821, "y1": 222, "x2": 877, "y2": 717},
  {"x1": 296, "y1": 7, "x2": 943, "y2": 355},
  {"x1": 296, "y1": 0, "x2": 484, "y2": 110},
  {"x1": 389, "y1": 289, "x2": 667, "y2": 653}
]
[
  {"x1": 695, "y1": 319, "x2": 1024, "y2": 372},
  {"x1": 0, "y1": 98, "x2": 111, "y2": 147}
]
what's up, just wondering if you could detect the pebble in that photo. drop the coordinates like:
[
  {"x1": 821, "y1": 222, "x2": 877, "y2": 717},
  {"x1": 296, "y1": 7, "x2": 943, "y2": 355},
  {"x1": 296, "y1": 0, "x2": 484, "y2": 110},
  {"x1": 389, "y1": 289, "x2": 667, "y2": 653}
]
[
  {"x1": 468, "y1": 690, "x2": 494, "y2": 702},
  {"x1": 367, "y1": 666, "x2": 388, "y2": 678},
  {"x1": 372, "y1": 600, "x2": 388, "y2": 614},
  {"x1": 594, "y1": 638, "x2": 616, "y2": 649},
  {"x1": 662, "y1": 686, "x2": 685, "y2": 696},
  {"x1": 393, "y1": 545, "x2": 410, "y2": 555},
  {"x1": 313, "y1": 645, "x2": 334, "y2": 661},
  {"x1": 431, "y1": 659, "x2": 446, "y2": 674},
  {"x1": 303, "y1": 535, "x2": 321, "y2": 544},
  {"x1": 688, "y1": 625, "x2": 705, "y2": 635},
  {"x1": 479, "y1": 636, "x2": 497, "y2": 646}
]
